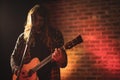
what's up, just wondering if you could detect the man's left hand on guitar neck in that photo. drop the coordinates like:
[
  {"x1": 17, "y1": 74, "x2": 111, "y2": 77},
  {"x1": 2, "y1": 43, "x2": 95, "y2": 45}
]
[{"x1": 52, "y1": 48, "x2": 67, "y2": 68}]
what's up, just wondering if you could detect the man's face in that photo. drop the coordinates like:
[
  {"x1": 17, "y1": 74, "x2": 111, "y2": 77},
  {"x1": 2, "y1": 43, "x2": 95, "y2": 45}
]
[{"x1": 33, "y1": 14, "x2": 44, "y2": 31}]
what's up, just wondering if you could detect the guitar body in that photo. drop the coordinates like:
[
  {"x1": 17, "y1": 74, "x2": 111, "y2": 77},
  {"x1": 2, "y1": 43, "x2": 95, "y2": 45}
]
[{"x1": 13, "y1": 58, "x2": 40, "y2": 80}]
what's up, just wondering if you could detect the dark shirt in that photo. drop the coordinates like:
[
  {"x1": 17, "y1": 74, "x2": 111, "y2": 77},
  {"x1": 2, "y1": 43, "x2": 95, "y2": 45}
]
[{"x1": 10, "y1": 27, "x2": 64, "y2": 80}]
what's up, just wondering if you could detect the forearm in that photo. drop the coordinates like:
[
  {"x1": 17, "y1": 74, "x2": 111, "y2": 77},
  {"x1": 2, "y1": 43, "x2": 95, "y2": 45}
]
[
  {"x1": 58, "y1": 49, "x2": 67, "y2": 68},
  {"x1": 10, "y1": 54, "x2": 18, "y2": 73}
]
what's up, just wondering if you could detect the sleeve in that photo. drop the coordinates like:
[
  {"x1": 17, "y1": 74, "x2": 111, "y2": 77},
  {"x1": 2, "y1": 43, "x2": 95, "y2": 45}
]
[
  {"x1": 54, "y1": 29, "x2": 68, "y2": 68},
  {"x1": 10, "y1": 33, "x2": 25, "y2": 72},
  {"x1": 54, "y1": 29, "x2": 64, "y2": 48}
]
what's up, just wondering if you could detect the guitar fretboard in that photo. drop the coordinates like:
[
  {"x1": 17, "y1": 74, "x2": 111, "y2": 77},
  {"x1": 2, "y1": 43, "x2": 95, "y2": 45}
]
[{"x1": 32, "y1": 54, "x2": 52, "y2": 72}]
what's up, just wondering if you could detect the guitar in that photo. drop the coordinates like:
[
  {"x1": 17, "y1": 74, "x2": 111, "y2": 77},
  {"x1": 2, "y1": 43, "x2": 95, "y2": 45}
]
[{"x1": 13, "y1": 35, "x2": 83, "y2": 80}]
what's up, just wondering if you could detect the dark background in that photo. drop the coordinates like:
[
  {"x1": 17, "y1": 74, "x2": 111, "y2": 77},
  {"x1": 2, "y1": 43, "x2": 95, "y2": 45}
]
[{"x1": 0, "y1": 0, "x2": 52, "y2": 79}]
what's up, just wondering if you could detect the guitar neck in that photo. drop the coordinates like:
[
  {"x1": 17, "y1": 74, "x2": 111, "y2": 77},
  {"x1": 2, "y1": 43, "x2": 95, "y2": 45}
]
[{"x1": 32, "y1": 54, "x2": 52, "y2": 72}]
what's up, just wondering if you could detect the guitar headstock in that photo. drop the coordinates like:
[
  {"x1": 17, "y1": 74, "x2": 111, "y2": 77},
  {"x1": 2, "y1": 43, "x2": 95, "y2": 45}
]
[{"x1": 64, "y1": 35, "x2": 83, "y2": 49}]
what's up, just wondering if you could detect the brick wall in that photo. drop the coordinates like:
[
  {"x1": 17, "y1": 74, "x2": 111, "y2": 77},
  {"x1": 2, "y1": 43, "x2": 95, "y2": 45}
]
[{"x1": 45, "y1": 0, "x2": 120, "y2": 80}]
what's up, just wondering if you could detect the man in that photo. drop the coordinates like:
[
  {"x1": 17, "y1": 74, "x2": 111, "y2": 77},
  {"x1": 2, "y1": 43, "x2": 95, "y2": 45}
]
[{"x1": 10, "y1": 4, "x2": 67, "y2": 80}]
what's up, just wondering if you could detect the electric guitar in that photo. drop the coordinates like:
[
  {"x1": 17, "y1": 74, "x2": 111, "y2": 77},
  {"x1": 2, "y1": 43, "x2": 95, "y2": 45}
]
[{"x1": 13, "y1": 35, "x2": 83, "y2": 80}]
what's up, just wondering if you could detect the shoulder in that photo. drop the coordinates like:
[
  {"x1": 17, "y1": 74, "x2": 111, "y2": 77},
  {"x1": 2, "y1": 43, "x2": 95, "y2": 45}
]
[
  {"x1": 17, "y1": 33, "x2": 24, "y2": 40},
  {"x1": 18, "y1": 33, "x2": 24, "y2": 38},
  {"x1": 49, "y1": 26, "x2": 62, "y2": 35},
  {"x1": 16, "y1": 33, "x2": 25, "y2": 43}
]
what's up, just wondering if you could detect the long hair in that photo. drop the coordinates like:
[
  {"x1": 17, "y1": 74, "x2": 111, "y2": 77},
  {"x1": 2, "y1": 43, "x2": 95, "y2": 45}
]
[
  {"x1": 24, "y1": 4, "x2": 39, "y2": 41},
  {"x1": 23, "y1": 4, "x2": 53, "y2": 49}
]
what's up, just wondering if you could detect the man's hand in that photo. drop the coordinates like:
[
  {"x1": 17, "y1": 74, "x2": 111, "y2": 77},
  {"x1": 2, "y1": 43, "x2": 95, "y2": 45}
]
[
  {"x1": 52, "y1": 48, "x2": 67, "y2": 68},
  {"x1": 52, "y1": 48, "x2": 63, "y2": 62}
]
